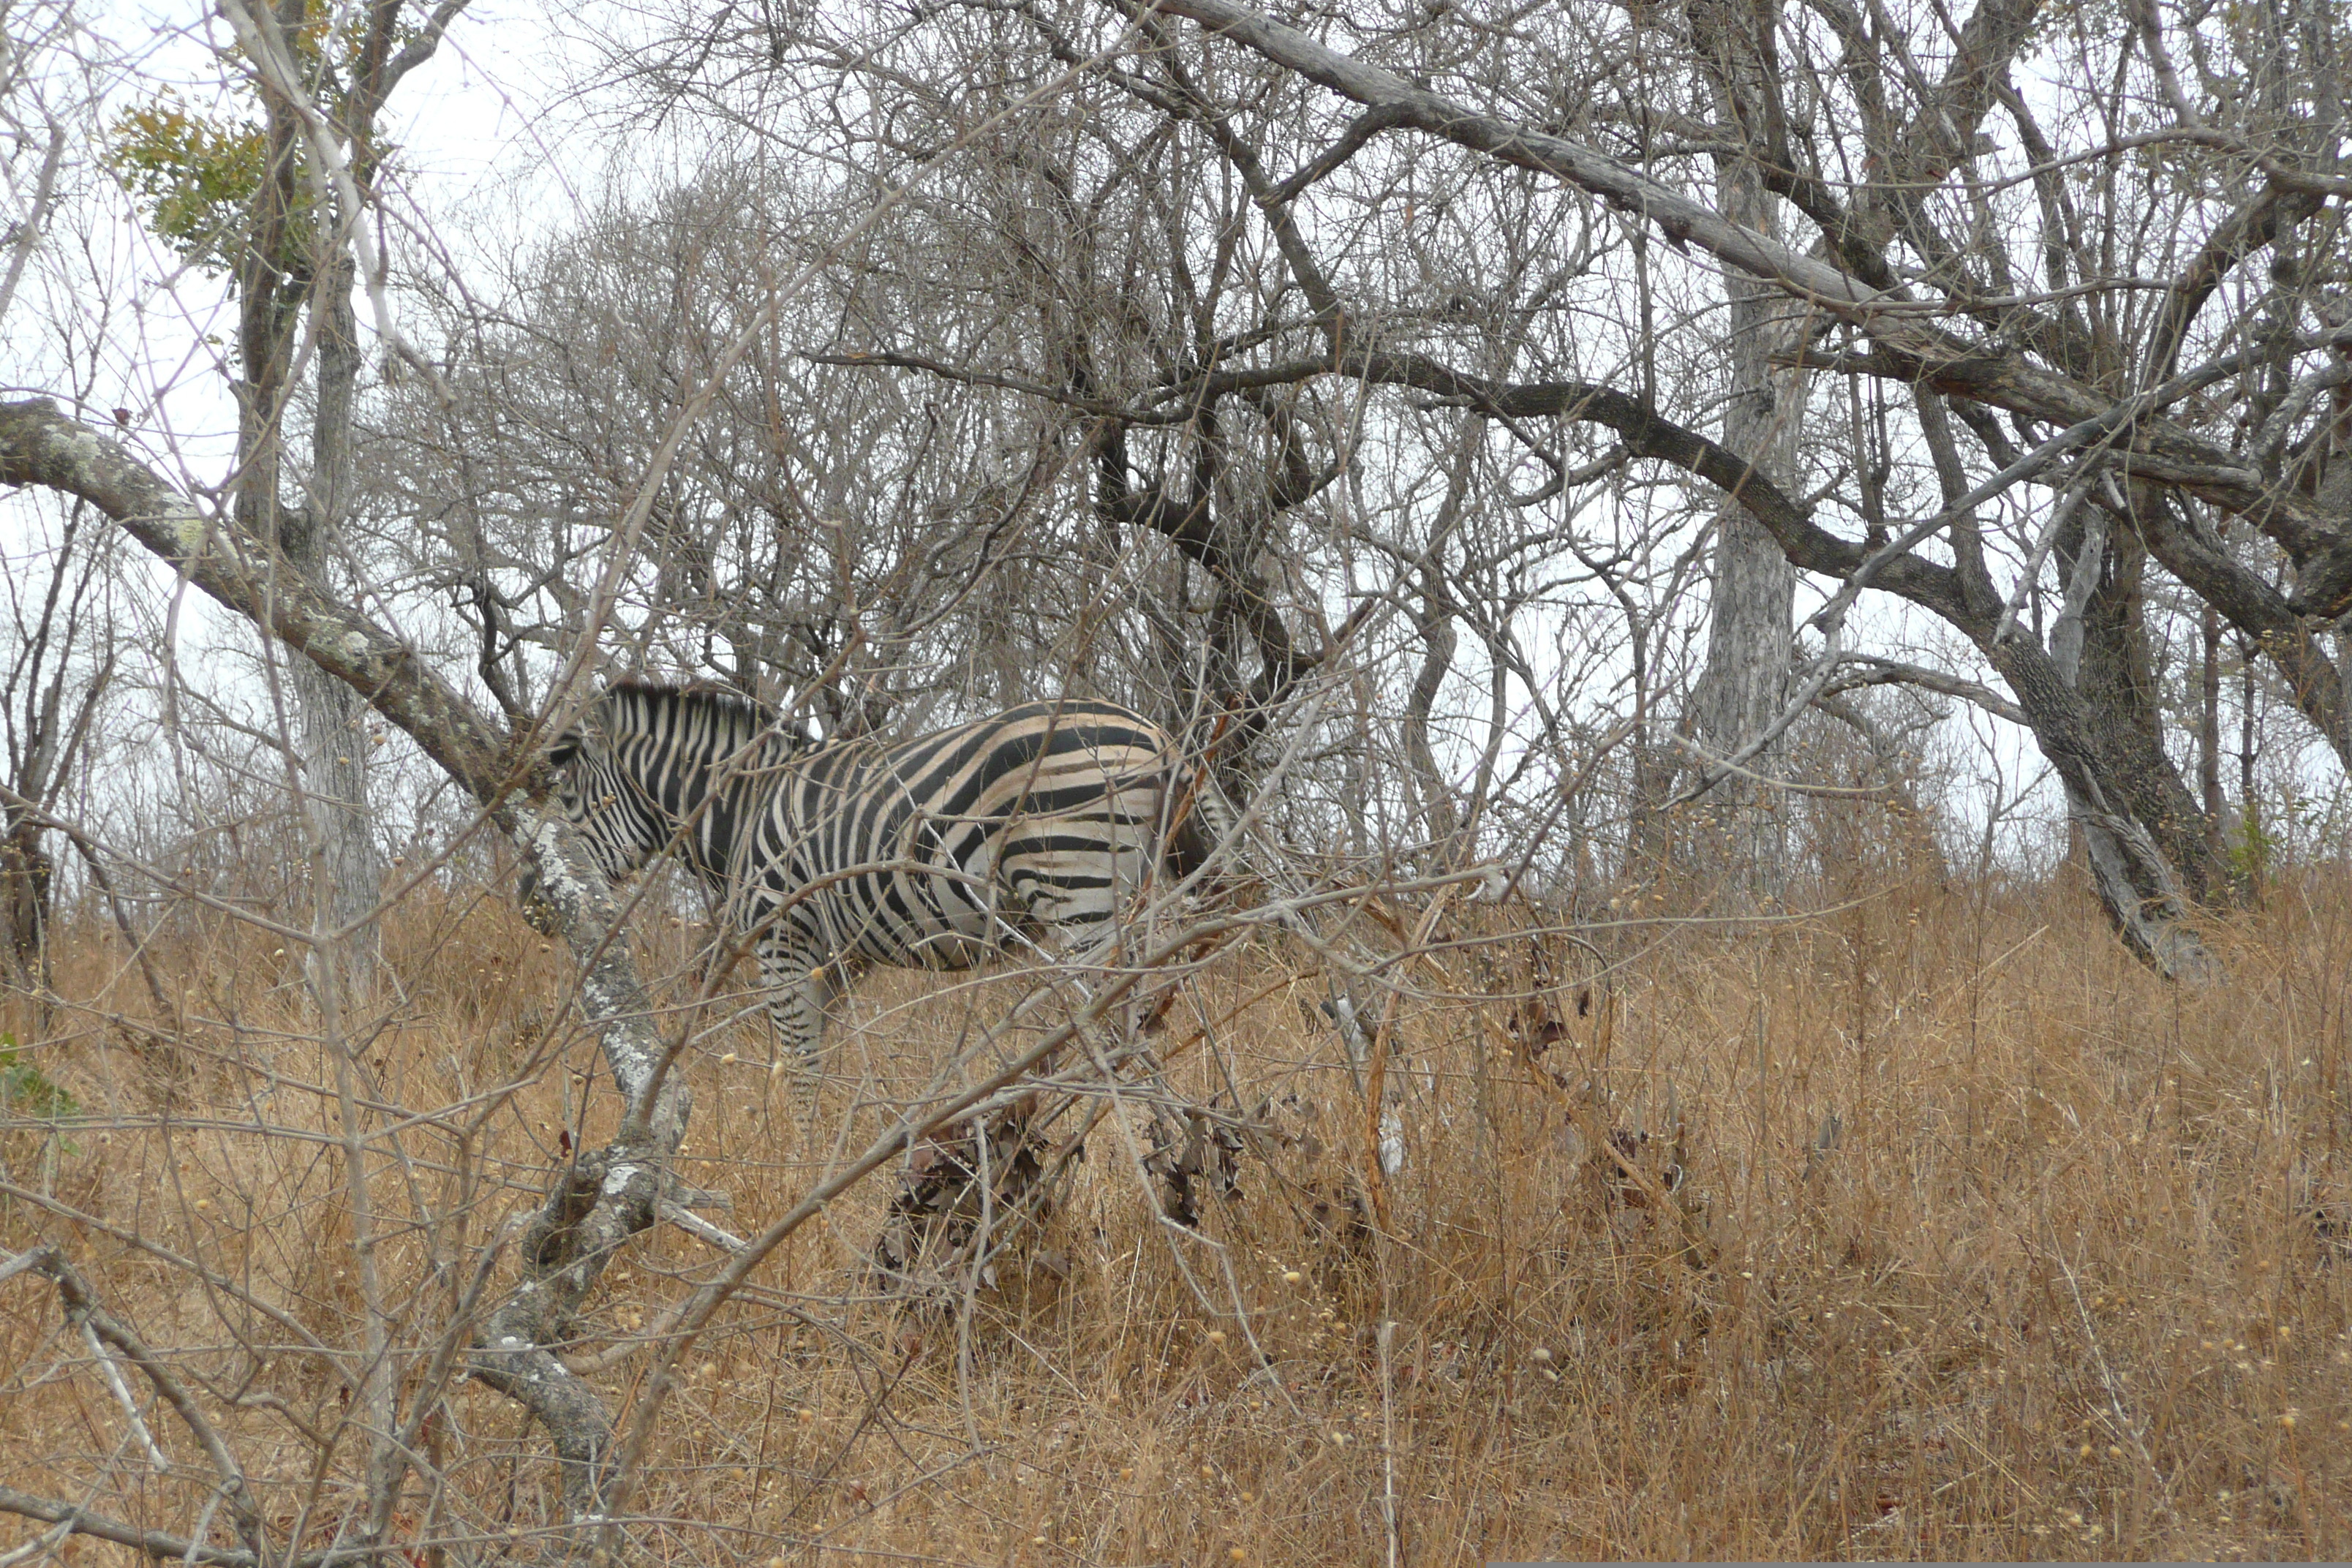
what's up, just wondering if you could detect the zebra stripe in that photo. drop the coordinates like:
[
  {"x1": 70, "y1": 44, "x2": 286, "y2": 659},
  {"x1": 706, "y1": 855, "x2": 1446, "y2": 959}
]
[{"x1": 525, "y1": 682, "x2": 1207, "y2": 1068}]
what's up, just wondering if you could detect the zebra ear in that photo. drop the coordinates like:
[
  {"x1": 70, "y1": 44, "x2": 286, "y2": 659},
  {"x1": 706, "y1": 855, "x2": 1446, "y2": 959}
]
[{"x1": 776, "y1": 686, "x2": 822, "y2": 747}]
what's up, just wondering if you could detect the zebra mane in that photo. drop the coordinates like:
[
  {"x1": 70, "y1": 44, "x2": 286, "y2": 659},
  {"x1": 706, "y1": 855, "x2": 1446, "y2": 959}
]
[{"x1": 576, "y1": 681, "x2": 785, "y2": 764}]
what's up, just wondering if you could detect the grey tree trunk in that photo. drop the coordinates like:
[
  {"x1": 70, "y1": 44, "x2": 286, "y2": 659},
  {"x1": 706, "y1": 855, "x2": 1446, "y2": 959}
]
[
  {"x1": 1403, "y1": 563, "x2": 1460, "y2": 855},
  {"x1": 1401, "y1": 418, "x2": 1481, "y2": 863},
  {"x1": 1684, "y1": 12, "x2": 1804, "y2": 894},
  {"x1": 233, "y1": 18, "x2": 380, "y2": 997},
  {"x1": 1996, "y1": 623, "x2": 2220, "y2": 984},
  {"x1": 288, "y1": 257, "x2": 380, "y2": 992},
  {"x1": 2201, "y1": 599, "x2": 2223, "y2": 860},
  {"x1": 2051, "y1": 500, "x2": 2211, "y2": 907},
  {"x1": 0, "y1": 820, "x2": 51, "y2": 987}
]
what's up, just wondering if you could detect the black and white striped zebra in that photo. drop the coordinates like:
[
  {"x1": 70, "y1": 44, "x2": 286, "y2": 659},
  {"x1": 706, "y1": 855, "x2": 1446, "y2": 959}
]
[{"x1": 520, "y1": 682, "x2": 1211, "y2": 1070}]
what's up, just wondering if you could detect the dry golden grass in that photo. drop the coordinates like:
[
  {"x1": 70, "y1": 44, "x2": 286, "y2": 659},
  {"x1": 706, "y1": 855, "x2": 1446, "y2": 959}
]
[{"x1": 3, "y1": 864, "x2": 2349, "y2": 1563}]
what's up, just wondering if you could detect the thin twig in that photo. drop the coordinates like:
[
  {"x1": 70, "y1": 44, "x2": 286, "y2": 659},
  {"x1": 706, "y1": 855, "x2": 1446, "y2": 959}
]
[
  {"x1": 7, "y1": 1247, "x2": 271, "y2": 1558},
  {"x1": 660, "y1": 1200, "x2": 748, "y2": 1254},
  {"x1": 1378, "y1": 1319, "x2": 1402, "y2": 1568},
  {"x1": 2052, "y1": 1242, "x2": 2162, "y2": 1487},
  {"x1": 78, "y1": 1319, "x2": 170, "y2": 1472}
]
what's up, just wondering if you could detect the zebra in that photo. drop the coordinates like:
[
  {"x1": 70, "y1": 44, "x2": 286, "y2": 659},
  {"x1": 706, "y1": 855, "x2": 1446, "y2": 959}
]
[{"x1": 519, "y1": 682, "x2": 1214, "y2": 1071}]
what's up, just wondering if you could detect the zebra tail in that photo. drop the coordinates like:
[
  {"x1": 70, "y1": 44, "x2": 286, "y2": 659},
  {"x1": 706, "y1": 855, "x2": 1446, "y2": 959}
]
[
  {"x1": 1169, "y1": 801, "x2": 1216, "y2": 883},
  {"x1": 1165, "y1": 766, "x2": 1240, "y2": 887}
]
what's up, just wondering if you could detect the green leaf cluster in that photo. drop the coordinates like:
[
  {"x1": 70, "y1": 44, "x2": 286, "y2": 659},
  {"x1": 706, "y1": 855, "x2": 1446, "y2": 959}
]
[
  {"x1": 0, "y1": 1033, "x2": 80, "y2": 1126},
  {"x1": 2225, "y1": 800, "x2": 2277, "y2": 888},
  {"x1": 104, "y1": 5, "x2": 423, "y2": 278},
  {"x1": 105, "y1": 92, "x2": 274, "y2": 275}
]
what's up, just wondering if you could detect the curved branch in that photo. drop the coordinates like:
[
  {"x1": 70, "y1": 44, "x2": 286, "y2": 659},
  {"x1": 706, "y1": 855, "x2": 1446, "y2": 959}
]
[
  {"x1": 1137, "y1": 0, "x2": 2352, "y2": 612},
  {"x1": 0, "y1": 397, "x2": 678, "y2": 1520}
]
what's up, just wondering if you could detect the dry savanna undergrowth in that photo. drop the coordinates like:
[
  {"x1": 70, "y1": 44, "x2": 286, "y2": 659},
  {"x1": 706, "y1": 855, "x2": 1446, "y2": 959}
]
[{"x1": 2, "y1": 864, "x2": 2350, "y2": 1563}]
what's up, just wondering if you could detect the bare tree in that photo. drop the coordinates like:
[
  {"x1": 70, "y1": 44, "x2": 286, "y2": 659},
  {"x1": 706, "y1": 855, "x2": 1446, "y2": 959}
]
[
  {"x1": 1675, "y1": 0, "x2": 1807, "y2": 892},
  {"x1": 659, "y1": 0, "x2": 2345, "y2": 976},
  {"x1": 3, "y1": 15, "x2": 1256, "y2": 1550},
  {"x1": 0, "y1": 499, "x2": 115, "y2": 986},
  {"x1": 108, "y1": 1, "x2": 477, "y2": 992},
  {"x1": 5, "y1": 0, "x2": 2349, "y2": 1558}
]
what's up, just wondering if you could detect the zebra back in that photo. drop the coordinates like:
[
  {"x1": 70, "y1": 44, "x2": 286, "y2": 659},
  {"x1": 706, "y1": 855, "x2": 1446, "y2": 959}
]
[
  {"x1": 755, "y1": 698, "x2": 1201, "y2": 966},
  {"x1": 533, "y1": 686, "x2": 1210, "y2": 968}
]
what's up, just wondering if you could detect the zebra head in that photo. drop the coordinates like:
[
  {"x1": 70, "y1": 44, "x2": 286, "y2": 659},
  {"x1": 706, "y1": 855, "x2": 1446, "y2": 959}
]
[{"x1": 516, "y1": 682, "x2": 785, "y2": 923}]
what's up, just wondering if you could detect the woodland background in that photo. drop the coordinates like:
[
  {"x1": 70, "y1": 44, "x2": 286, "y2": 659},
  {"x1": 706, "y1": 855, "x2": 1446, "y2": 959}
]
[{"x1": 0, "y1": 0, "x2": 2348, "y2": 1561}]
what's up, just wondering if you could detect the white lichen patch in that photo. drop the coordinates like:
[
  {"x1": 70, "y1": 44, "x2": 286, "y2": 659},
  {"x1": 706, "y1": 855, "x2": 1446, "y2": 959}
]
[
  {"x1": 167, "y1": 501, "x2": 211, "y2": 557},
  {"x1": 40, "y1": 415, "x2": 110, "y2": 472}
]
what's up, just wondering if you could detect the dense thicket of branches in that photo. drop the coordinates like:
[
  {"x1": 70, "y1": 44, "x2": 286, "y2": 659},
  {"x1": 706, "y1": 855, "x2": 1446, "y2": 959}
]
[
  {"x1": 347, "y1": 0, "x2": 2351, "y2": 967},
  {"x1": 0, "y1": 0, "x2": 2347, "y2": 1557}
]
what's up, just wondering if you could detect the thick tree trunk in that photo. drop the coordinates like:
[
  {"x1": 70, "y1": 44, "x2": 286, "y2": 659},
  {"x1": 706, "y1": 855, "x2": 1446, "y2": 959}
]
[
  {"x1": 0, "y1": 819, "x2": 52, "y2": 987},
  {"x1": 236, "y1": 40, "x2": 380, "y2": 995},
  {"x1": 1685, "y1": 0, "x2": 1803, "y2": 895},
  {"x1": 288, "y1": 258, "x2": 380, "y2": 991},
  {"x1": 2201, "y1": 599, "x2": 2223, "y2": 859},
  {"x1": 2062, "y1": 508, "x2": 2224, "y2": 900},
  {"x1": 288, "y1": 660, "x2": 378, "y2": 979},
  {"x1": 1988, "y1": 625, "x2": 2220, "y2": 984}
]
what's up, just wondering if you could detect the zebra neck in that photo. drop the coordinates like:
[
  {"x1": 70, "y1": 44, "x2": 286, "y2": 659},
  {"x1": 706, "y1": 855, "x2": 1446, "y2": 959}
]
[{"x1": 659, "y1": 758, "x2": 766, "y2": 897}]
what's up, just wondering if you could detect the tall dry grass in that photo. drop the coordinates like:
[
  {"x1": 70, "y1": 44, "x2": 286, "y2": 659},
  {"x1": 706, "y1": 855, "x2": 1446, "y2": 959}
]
[{"x1": 2, "y1": 862, "x2": 2348, "y2": 1563}]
